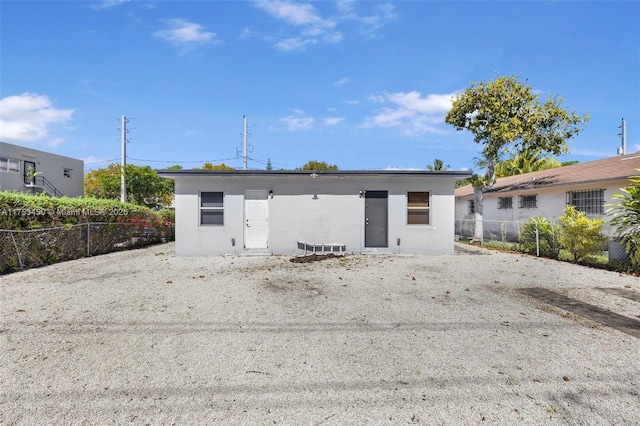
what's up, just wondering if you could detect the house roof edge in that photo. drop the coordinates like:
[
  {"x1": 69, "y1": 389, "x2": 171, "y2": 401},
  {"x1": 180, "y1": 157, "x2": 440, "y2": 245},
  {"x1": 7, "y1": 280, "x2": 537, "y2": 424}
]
[{"x1": 158, "y1": 169, "x2": 473, "y2": 179}]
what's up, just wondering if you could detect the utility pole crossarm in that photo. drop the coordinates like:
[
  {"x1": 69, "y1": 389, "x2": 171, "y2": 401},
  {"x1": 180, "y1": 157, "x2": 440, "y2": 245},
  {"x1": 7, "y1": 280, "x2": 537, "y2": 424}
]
[{"x1": 243, "y1": 115, "x2": 248, "y2": 171}]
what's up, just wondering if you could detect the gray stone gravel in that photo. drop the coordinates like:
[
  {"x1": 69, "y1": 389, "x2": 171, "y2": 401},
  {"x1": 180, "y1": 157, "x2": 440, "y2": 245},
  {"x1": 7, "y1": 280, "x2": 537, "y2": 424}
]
[{"x1": 1, "y1": 242, "x2": 639, "y2": 425}]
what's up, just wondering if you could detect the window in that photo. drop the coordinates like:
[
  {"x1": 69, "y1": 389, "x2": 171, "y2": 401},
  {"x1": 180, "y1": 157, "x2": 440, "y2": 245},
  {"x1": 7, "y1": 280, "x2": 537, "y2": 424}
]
[
  {"x1": 498, "y1": 196, "x2": 513, "y2": 209},
  {"x1": 63, "y1": 168, "x2": 72, "y2": 178},
  {"x1": 567, "y1": 189, "x2": 605, "y2": 215},
  {"x1": 407, "y1": 192, "x2": 430, "y2": 225},
  {"x1": 0, "y1": 157, "x2": 20, "y2": 173},
  {"x1": 200, "y1": 192, "x2": 224, "y2": 225},
  {"x1": 468, "y1": 200, "x2": 475, "y2": 214},
  {"x1": 519, "y1": 194, "x2": 537, "y2": 209}
]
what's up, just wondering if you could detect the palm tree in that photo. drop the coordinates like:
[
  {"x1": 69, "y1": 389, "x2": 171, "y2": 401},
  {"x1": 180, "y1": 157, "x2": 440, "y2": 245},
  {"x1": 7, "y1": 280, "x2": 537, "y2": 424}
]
[
  {"x1": 427, "y1": 159, "x2": 450, "y2": 171},
  {"x1": 494, "y1": 147, "x2": 562, "y2": 177},
  {"x1": 608, "y1": 171, "x2": 640, "y2": 272}
]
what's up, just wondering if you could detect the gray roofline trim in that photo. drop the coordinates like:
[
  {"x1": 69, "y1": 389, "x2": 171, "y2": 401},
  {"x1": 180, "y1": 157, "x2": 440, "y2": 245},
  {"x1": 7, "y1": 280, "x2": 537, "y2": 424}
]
[{"x1": 158, "y1": 169, "x2": 473, "y2": 179}]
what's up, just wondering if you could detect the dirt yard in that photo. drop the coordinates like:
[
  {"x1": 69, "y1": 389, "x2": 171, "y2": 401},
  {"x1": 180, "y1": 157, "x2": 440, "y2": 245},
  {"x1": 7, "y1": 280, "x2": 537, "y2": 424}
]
[{"x1": 1, "y1": 242, "x2": 639, "y2": 425}]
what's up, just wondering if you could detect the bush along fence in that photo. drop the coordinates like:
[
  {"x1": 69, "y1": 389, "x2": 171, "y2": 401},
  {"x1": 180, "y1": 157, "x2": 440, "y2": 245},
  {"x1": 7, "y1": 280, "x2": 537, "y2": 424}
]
[
  {"x1": 0, "y1": 192, "x2": 175, "y2": 275},
  {"x1": 455, "y1": 215, "x2": 635, "y2": 274},
  {"x1": 0, "y1": 222, "x2": 174, "y2": 274}
]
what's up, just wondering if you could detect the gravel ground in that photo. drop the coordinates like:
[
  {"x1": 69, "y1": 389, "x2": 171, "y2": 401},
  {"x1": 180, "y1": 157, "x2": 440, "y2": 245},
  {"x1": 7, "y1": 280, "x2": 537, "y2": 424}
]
[{"x1": 1, "y1": 242, "x2": 639, "y2": 425}]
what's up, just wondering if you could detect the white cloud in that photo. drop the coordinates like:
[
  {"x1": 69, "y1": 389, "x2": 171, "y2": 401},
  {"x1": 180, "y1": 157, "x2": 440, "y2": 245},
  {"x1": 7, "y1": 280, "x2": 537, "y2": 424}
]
[
  {"x1": 0, "y1": 93, "x2": 74, "y2": 142},
  {"x1": 154, "y1": 19, "x2": 220, "y2": 51},
  {"x1": 349, "y1": 2, "x2": 398, "y2": 36},
  {"x1": 90, "y1": 0, "x2": 130, "y2": 11},
  {"x1": 254, "y1": 0, "x2": 342, "y2": 51},
  {"x1": 364, "y1": 91, "x2": 456, "y2": 136},
  {"x1": 275, "y1": 37, "x2": 317, "y2": 51},
  {"x1": 280, "y1": 112, "x2": 314, "y2": 131},
  {"x1": 256, "y1": 0, "x2": 329, "y2": 27},
  {"x1": 254, "y1": 0, "x2": 395, "y2": 50},
  {"x1": 324, "y1": 117, "x2": 344, "y2": 126},
  {"x1": 332, "y1": 77, "x2": 350, "y2": 87}
]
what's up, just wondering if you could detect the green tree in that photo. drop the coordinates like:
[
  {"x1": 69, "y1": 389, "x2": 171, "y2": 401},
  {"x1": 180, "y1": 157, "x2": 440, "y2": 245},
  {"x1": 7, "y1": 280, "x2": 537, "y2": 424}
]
[
  {"x1": 266, "y1": 158, "x2": 273, "y2": 171},
  {"x1": 558, "y1": 205, "x2": 607, "y2": 263},
  {"x1": 196, "y1": 162, "x2": 235, "y2": 170},
  {"x1": 297, "y1": 160, "x2": 338, "y2": 171},
  {"x1": 445, "y1": 74, "x2": 588, "y2": 241},
  {"x1": 84, "y1": 164, "x2": 173, "y2": 208},
  {"x1": 608, "y1": 171, "x2": 640, "y2": 272},
  {"x1": 427, "y1": 159, "x2": 450, "y2": 171},
  {"x1": 494, "y1": 147, "x2": 562, "y2": 178}
]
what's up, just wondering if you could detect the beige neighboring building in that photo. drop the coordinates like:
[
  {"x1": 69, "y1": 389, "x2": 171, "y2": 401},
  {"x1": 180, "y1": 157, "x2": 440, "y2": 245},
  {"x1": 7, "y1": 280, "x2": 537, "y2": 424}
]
[
  {"x1": 455, "y1": 153, "x2": 640, "y2": 238},
  {"x1": 0, "y1": 141, "x2": 84, "y2": 197}
]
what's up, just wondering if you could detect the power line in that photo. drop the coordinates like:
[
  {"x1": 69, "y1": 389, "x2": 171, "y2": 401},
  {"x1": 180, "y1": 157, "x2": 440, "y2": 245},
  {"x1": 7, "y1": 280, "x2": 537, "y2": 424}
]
[
  {"x1": 85, "y1": 158, "x2": 119, "y2": 165},
  {"x1": 128, "y1": 157, "x2": 239, "y2": 164}
]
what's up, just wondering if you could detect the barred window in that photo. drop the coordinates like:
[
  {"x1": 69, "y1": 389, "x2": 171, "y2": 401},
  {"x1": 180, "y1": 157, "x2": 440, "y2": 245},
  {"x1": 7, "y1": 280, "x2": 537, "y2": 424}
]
[
  {"x1": 567, "y1": 189, "x2": 605, "y2": 215},
  {"x1": 407, "y1": 192, "x2": 430, "y2": 225},
  {"x1": 519, "y1": 194, "x2": 537, "y2": 209},
  {"x1": 200, "y1": 192, "x2": 224, "y2": 225},
  {"x1": 498, "y1": 197, "x2": 513, "y2": 209},
  {"x1": 468, "y1": 200, "x2": 475, "y2": 214}
]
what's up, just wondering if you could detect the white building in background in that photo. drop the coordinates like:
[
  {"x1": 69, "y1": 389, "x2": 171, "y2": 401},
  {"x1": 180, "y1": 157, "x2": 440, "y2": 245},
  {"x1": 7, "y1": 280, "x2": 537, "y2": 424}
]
[
  {"x1": 0, "y1": 141, "x2": 84, "y2": 197},
  {"x1": 159, "y1": 169, "x2": 471, "y2": 256},
  {"x1": 454, "y1": 153, "x2": 640, "y2": 238}
]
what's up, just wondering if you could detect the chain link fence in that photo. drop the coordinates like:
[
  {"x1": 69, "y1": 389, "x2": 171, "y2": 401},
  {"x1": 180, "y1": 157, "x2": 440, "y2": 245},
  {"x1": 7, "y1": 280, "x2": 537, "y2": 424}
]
[
  {"x1": 455, "y1": 218, "x2": 633, "y2": 271},
  {"x1": 1, "y1": 223, "x2": 174, "y2": 275}
]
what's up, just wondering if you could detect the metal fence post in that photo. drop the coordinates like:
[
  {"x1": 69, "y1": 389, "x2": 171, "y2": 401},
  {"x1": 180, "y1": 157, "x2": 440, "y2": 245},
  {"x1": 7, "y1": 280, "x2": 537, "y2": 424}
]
[
  {"x1": 86, "y1": 223, "x2": 90, "y2": 256},
  {"x1": 535, "y1": 221, "x2": 540, "y2": 257},
  {"x1": 9, "y1": 230, "x2": 24, "y2": 270}
]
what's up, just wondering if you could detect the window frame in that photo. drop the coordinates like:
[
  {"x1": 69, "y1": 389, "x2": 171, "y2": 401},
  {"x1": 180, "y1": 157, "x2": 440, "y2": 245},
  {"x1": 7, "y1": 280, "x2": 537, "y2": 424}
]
[
  {"x1": 406, "y1": 191, "x2": 430, "y2": 225},
  {"x1": 468, "y1": 200, "x2": 475, "y2": 214},
  {"x1": 63, "y1": 168, "x2": 72, "y2": 178},
  {"x1": 200, "y1": 191, "x2": 224, "y2": 226},
  {"x1": 567, "y1": 189, "x2": 605, "y2": 215},
  {"x1": 497, "y1": 196, "x2": 513, "y2": 210},
  {"x1": 0, "y1": 157, "x2": 20, "y2": 173},
  {"x1": 518, "y1": 194, "x2": 537, "y2": 209}
]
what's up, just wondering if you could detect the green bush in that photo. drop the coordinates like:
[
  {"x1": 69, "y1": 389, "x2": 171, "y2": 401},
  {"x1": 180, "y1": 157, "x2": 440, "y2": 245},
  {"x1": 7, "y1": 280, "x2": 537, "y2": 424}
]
[
  {"x1": 0, "y1": 192, "x2": 175, "y2": 274},
  {"x1": 0, "y1": 192, "x2": 155, "y2": 229},
  {"x1": 558, "y1": 205, "x2": 607, "y2": 263},
  {"x1": 520, "y1": 216, "x2": 560, "y2": 259},
  {"x1": 608, "y1": 172, "x2": 640, "y2": 274}
]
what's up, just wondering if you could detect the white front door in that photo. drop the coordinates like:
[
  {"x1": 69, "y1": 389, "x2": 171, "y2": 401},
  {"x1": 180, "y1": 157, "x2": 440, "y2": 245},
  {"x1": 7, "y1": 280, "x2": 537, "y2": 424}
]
[{"x1": 244, "y1": 191, "x2": 269, "y2": 249}]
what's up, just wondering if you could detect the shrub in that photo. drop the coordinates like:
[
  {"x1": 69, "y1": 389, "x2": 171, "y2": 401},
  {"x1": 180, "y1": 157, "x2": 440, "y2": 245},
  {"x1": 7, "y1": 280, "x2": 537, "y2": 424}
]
[
  {"x1": 521, "y1": 216, "x2": 560, "y2": 259},
  {"x1": 558, "y1": 205, "x2": 607, "y2": 263},
  {"x1": 1, "y1": 192, "x2": 175, "y2": 274},
  {"x1": 608, "y1": 172, "x2": 640, "y2": 274}
]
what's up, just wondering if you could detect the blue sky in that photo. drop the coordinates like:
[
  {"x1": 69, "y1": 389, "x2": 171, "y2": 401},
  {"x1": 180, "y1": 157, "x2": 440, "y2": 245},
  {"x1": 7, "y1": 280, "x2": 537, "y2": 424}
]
[{"x1": 1, "y1": 0, "x2": 639, "y2": 172}]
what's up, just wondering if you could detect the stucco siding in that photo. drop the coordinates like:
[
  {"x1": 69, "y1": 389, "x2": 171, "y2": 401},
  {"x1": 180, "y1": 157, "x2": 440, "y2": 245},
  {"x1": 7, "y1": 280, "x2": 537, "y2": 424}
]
[
  {"x1": 455, "y1": 181, "x2": 629, "y2": 238},
  {"x1": 0, "y1": 142, "x2": 84, "y2": 197},
  {"x1": 173, "y1": 174, "x2": 458, "y2": 256}
]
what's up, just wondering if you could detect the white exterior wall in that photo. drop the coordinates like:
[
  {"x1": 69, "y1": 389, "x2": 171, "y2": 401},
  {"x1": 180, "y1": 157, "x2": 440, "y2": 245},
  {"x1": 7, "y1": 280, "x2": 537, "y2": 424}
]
[
  {"x1": 0, "y1": 142, "x2": 84, "y2": 197},
  {"x1": 455, "y1": 180, "x2": 630, "y2": 237},
  {"x1": 174, "y1": 174, "x2": 457, "y2": 256}
]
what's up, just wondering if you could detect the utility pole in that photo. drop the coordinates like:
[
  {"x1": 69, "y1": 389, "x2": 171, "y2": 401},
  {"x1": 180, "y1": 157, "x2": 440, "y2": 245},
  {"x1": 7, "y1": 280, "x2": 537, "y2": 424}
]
[
  {"x1": 618, "y1": 118, "x2": 627, "y2": 156},
  {"x1": 121, "y1": 115, "x2": 128, "y2": 203},
  {"x1": 243, "y1": 115, "x2": 248, "y2": 170}
]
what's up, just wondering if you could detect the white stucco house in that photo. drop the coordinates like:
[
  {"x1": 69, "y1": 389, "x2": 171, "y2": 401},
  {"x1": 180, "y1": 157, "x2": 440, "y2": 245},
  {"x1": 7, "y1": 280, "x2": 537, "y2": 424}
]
[
  {"x1": 158, "y1": 169, "x2": 472, "y2": 256},
  {"x1": 454, "y1": 153, "x2": 640, "y2": 239},
  {"x1": 0, "y1": 141, "x2": 84, "y2": 197}
]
